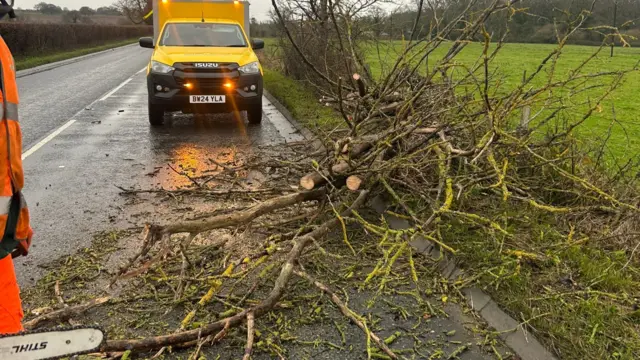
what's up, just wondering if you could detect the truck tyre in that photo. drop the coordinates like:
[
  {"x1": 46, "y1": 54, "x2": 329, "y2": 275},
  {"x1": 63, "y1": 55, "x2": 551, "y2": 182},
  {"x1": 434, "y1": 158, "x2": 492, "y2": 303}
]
[
  {"x1": 148, "y1": 101, "x2": 164, "y2": 126},
  {"x1": 247, "y1": 103, "x2": 263, "y2": 125}
]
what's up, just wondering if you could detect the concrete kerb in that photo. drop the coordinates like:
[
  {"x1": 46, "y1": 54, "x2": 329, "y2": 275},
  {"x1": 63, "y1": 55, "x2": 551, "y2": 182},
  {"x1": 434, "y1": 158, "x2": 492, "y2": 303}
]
[
  {"x1": 371, "y1": 195, "x2": 558, "y2": 360},
  {"x1": 262, "y1": 89, "x2": 324, "y2": 150},
  {"x1": 16, "y1": 43, "x2": 139, "y2": 79},
  {"x1": 264, "y1": 82, "x2": 557, "y2": 360}
]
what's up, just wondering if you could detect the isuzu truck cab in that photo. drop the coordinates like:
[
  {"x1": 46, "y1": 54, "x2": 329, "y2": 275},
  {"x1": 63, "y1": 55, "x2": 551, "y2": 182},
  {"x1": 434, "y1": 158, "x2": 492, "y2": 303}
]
[{"x1": 139, "y1": 0, "x2": 265, "y2": 126}]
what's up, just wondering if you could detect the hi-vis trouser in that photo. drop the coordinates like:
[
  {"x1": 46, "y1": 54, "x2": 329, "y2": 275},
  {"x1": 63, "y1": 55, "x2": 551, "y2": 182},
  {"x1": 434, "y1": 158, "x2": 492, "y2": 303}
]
[{"x1": 0, "y1": 34, "x2": 33, "y2": 335}]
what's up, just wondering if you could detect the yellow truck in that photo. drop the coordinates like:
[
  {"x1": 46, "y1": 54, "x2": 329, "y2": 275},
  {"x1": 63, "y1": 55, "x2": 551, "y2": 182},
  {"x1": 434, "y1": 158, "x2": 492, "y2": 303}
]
[{"x1": 139, "y1": 0, "x2": 265, "y2": 126}]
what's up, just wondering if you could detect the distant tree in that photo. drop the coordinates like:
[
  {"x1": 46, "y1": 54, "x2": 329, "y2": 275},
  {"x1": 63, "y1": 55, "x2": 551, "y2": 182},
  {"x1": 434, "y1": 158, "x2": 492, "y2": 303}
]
[
  {"x1": 62, "y1": 10, "x2": 81, "y2": 23},
  {"x1": 115, "y1": 0, "x2": 151, "y2": 24},
  {"x1": 34, "y1": 2, "x2": 63, "y2": 14},
  {"x1": 252, "y1": 20, "x2": 277, "y2": 38},
  {"x1": 79, "y1": 6, "x2": 95, "y2": 16},
  {"x1": 96, "y1": 6, "x2": 121, "y2": 16}
]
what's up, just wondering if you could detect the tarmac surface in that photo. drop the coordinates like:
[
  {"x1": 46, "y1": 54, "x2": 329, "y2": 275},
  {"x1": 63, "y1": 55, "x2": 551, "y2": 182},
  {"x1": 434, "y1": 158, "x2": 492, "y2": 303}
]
[{"x1": 15, "y1": 44, "x2": 303, "y2": 286}]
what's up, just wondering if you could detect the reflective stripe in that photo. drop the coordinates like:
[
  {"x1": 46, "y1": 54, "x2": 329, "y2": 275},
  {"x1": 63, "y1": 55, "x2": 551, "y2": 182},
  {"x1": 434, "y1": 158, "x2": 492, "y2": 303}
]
[
  {"x1": 0, "y1": 194, "x2": 26, "y2": 216},
  {"x1": 0, "y1": 101, "x2": 18, "y2": 121},
  {"x1": 0, "y1": 196, "x2": 10, "y2": 215}
]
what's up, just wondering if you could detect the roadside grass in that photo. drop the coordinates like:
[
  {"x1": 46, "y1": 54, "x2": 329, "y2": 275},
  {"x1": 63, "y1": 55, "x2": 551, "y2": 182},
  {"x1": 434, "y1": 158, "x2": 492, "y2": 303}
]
[
  {"x1": 371, "y1": 42, "x2": 640, "y2": 359},
  {"x1": 368, "y1": 43, "x2": 640, "y2": 358},
  {"x1": 441, "y1": 207, "x2": 640, "y2": 360},
  {"x1": 261, "y1": 40, "x2": 640, "y2": 359},
  {"x1": 263, "y1": 68, "x2": 344, "y2": 132},
  {"x1": 14, "y1": 39, "x2": 139, "y2": 71}
]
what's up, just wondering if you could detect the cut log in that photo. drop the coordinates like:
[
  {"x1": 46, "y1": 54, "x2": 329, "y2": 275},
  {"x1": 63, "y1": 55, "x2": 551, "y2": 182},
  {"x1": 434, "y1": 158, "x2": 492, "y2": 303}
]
[
  {"x1": 379, "y1": 92, "x2": 403, "y2": 103},
  {"x1": 300, "y1": 160, "x2": 350, "y2": 190},
  {"x1": 414, "y1": 127, "x2": 439, "y2": 134},
  {"x1": 320, "y1": 92, "x2": 359, "y2": 103},
  {"x1": 353, "y1": 73, "x2": 367, "y2": 97},
  {"x1": 379, "y1": 102, "x2": 401, "y2": 115},
  {"x1": 300, "y1": 138, "x2": 376, "y2": 190},
  {"x1": 300, "y1": 176, "x2": 317, "y2": 190},
  {"x1": 341, "y1": 136, "x2": 377, "y2": 155},
  {"x1": 346, "y1": 176, "x2": 363, "y2": 191}
]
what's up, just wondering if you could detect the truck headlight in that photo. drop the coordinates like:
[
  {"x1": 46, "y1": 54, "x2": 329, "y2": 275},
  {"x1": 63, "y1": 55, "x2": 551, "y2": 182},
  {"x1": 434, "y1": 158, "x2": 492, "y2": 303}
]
[
  {"x1": 239, "y1": 61, "x2": 260, "y2": 74},
  {"x1": 151, "y1": 61, "x2": 174, "y2": 74}
]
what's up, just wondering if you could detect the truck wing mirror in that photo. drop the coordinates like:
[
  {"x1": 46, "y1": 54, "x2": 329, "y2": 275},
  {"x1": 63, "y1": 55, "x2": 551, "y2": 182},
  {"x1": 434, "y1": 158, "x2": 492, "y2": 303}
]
[
  {"x1": 251, "y1": 39, "x2": 265, "y2": 50},
  {"x1": 139, "y1": 37, "x2": 155, "y2": 49}
]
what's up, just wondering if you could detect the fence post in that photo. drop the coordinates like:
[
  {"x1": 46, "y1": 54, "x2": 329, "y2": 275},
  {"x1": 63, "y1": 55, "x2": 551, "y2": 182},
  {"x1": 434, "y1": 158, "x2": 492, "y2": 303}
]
[{"x1": 519, "y1": 70, "x2": 531, "y2": 134}]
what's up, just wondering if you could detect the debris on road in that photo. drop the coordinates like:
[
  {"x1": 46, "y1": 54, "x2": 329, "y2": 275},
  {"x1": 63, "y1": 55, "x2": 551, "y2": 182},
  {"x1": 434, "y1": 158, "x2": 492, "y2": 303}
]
[{"x1": 21, "y1": 141, "x2": 507, "y2": 359}]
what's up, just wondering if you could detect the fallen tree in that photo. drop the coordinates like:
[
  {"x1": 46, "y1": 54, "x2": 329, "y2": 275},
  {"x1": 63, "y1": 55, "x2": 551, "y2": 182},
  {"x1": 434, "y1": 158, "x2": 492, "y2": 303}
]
[{"x1": 21, "y1": 1, "x2": 640, "y2": 359}]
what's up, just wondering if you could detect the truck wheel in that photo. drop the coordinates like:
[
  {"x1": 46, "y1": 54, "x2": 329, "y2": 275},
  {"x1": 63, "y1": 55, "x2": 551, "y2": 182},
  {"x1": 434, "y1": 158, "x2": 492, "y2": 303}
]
[
  {"x1": 148, "y1": 101, "x2": 165, "y2": 126},
  {"x1": 247, "y1": 103, "x2": 263, "y2": 125}
]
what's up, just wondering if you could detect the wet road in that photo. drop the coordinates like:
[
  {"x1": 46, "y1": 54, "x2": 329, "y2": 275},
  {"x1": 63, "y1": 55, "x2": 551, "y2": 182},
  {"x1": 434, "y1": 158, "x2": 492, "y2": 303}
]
[
  {"x1": 14, "y1": 46, "x2": 303, "y2": 285},
  {"x1": 17, "y1": 44, "x2": 151, "y2": 149}
]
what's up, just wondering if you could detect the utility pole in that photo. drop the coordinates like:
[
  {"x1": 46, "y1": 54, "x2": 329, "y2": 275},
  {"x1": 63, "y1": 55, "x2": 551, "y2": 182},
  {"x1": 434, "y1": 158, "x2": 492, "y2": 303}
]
[{"x1": 611, "y1": 0, "x2": 618, "y2": 58}]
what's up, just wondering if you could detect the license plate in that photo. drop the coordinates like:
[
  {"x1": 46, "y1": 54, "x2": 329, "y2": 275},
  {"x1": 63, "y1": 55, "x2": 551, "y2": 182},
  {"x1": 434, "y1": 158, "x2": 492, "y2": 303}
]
[{"x1": 190, "y1": 95, "x2": 226, "y2": 104}]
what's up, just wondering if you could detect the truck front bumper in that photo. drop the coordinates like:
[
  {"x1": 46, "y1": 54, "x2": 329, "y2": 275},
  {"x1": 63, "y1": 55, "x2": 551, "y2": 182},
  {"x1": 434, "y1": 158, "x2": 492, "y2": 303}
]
[{"x1": 147, "y1": 72, "x2": 263, "y2": 113}]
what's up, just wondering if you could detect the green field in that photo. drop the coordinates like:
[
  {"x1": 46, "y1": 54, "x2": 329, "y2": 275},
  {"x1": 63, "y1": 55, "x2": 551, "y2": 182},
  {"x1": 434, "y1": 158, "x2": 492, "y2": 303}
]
[
  {"x1": 366, "y1": 42, "x2": 639, "y2": 167},
  {"x1": 264, "y1": 39, "x2": 640, "y2": 171}
]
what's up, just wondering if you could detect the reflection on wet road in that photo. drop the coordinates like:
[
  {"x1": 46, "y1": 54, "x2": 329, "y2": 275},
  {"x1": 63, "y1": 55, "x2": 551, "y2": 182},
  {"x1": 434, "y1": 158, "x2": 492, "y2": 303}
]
[
  {"x1": 16, "y1": 59, "x2": 303, "y2": 286},
  {"x1": 147, "y1": 113, "x2": 275, "y2": 189}
]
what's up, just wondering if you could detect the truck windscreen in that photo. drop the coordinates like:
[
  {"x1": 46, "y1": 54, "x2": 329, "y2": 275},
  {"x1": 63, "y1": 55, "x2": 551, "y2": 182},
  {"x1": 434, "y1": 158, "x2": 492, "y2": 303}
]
[{"x1": 160, "y1": 23, "x2": 247, "y2": 47}]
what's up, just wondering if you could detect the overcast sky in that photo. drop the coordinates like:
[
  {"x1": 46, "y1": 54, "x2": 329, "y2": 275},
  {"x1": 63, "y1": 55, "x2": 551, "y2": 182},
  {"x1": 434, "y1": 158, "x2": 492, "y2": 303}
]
[{"x1": 19, "y1": 1, "x2": 274, "y2": 20}]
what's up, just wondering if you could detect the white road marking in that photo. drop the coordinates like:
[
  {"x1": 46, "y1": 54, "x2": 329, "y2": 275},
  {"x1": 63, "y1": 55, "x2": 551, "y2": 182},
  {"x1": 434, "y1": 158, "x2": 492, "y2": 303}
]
[
  {"x1": 23, "y1": 67, "x2": 148, "y2": 160},
  {"x1": 22, "y1": 120, "x2": 76, "y2": 160},
  {"x1": 99, "y1": 67, "x2": 146, "y2": 101},
  {"x1": 99, "y1": 78, "x2": 133, "y2": 101}
]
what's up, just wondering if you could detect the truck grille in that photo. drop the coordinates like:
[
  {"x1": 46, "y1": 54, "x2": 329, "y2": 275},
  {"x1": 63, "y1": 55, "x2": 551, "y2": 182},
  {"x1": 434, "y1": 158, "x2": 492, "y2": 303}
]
[
  {"x1": 175, "y1": 62, "x2": 239, "y2": 74},
  {"x1": 173, "y1": 62, "x2": 239, "y2": 90}
]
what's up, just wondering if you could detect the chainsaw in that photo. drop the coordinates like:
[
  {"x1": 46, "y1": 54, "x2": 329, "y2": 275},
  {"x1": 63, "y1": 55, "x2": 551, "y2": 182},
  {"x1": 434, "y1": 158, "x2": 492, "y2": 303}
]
[{"x1": 0, "y1": 326, "x2": 106, "y2": 360}]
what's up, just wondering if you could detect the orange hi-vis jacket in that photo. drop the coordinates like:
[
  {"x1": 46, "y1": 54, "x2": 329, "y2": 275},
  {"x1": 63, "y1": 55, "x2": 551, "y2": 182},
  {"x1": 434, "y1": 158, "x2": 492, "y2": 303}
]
[{"x1": 0, "y1": 34, "x2": 33, "y2": 335}]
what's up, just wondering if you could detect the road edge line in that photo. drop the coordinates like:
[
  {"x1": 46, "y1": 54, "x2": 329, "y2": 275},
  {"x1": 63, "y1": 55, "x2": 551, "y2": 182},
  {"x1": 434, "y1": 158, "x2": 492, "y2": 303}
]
[
  {"x1": 22, "y1": 119, "x2": 76, "y2": 160},
  {"x1": 100, "y1": 78, "x2": 133, "y2": 101},
  {"x1": 23, "y1": 65, "x2": 147, "y2": 159}
]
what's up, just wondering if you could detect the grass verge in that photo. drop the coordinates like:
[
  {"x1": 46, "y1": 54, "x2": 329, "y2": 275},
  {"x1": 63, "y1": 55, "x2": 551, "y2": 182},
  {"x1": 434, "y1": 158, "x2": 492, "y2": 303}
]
[
  {"x1": 14, "y1": 39, "x2": 139, "y2": 71},
  {"x1": 263, "y1": 68, "x2": 344, "y2": 133},
  {"x1": 440, "y1": 206, "x2": 639, "y2": 360}
]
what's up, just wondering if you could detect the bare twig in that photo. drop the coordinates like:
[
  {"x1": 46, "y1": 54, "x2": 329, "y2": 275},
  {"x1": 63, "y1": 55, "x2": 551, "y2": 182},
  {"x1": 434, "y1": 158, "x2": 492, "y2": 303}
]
[
  {"x1": 242, "y1": 312, "x2": 255, "y2": 360},
  {"x1": 294, "y1": 269, "x2": 398, "y2": 359}
]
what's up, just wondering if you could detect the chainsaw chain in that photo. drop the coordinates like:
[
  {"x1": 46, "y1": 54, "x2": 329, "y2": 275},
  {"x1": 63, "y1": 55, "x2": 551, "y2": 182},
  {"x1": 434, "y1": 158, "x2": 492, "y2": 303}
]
[{"x1": 0, "y1": 325, "x2": 106, "y2": 360}]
